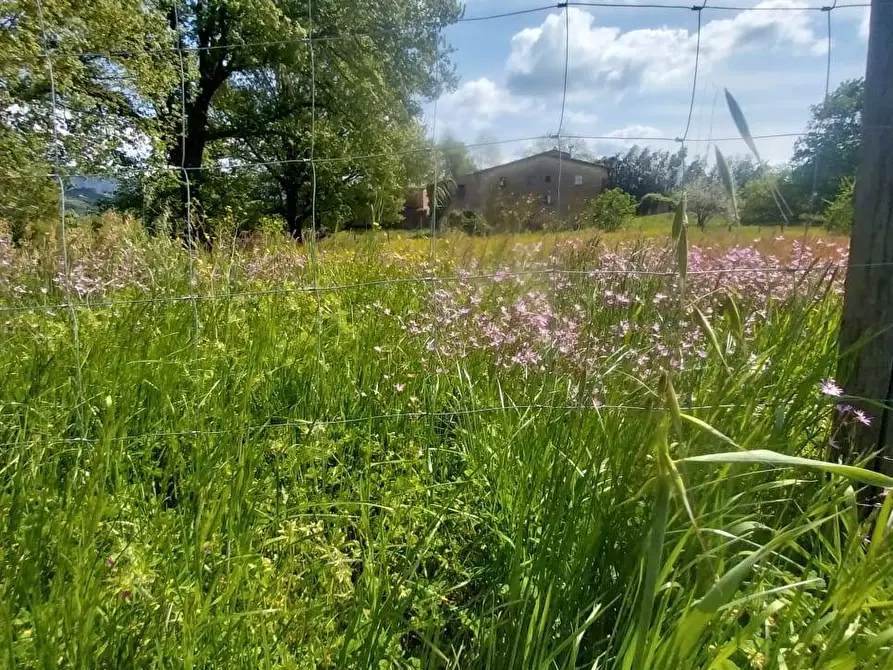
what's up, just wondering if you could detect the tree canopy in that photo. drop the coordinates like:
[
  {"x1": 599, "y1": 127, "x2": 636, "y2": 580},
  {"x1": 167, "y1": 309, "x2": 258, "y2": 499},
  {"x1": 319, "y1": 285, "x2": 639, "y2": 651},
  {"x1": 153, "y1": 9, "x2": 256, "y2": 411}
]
[
  {"x1": 1, "y1": 0, "x2": 462, "y2": 240},
  {"x1": 790, "y1": 78, "x2": 863, "y2": 208}
]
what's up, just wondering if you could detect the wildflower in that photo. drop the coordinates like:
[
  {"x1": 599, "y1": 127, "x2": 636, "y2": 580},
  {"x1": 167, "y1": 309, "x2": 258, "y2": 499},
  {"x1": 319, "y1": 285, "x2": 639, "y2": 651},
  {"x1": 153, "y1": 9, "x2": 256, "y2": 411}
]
[
  {"x1": 373, "y1": 345, "x2": 384, "y2": 353},
  {"x1": 819, "y1": 379, "x2": 843, "y2": 397},
  {"x1": 105, "y1": 556, "x2": 115, "y2": 567},
  {"x1": 853, "y1": 409, "x2": 872, "y2": 427},
  {"x1": 395, "y1": 383, "x2": 405, "y2": 392}
]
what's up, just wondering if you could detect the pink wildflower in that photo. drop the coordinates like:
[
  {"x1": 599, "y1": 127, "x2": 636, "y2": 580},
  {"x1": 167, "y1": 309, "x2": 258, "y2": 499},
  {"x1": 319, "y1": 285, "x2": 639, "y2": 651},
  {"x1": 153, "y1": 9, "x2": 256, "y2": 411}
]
[
  {"x1": 853, "y1": 409, "x2": 872, "y2": 426},
  {"x1": 819, "y1": 379, "x2": 843, "y2": 397}
]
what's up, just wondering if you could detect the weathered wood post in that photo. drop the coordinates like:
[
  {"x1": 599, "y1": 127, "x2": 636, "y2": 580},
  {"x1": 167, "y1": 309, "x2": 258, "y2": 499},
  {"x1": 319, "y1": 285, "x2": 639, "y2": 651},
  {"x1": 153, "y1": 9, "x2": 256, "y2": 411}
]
[{"x1": 837, "y1": 0, "x2": 893, "y2": 470}]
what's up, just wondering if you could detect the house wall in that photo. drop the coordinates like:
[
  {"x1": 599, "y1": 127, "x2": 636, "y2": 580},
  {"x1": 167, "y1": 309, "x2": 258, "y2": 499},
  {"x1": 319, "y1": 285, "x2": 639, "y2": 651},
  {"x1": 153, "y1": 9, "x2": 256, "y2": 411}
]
[{"x1": 453, "y1": 154, "x2": 609, "y2": 219}]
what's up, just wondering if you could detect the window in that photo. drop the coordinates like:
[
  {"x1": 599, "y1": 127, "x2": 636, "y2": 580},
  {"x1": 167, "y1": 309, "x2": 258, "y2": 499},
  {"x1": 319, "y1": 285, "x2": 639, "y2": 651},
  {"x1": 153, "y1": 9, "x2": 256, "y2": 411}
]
[
  {"x1": 544, "y1": 175, "x2": 552, "y2": 183},
  {"x1": 574, "y1": 175, "x2": 583, "y2": 186},
  {"x1": 499, "y1": 177, "x2": 506, "y2": 188},
  {"x1": 545, "y1": 193, "x2": 552, "y2": 205},
  {"x1": 457, "y1": 183, "x2": 466, "y2": 198}
]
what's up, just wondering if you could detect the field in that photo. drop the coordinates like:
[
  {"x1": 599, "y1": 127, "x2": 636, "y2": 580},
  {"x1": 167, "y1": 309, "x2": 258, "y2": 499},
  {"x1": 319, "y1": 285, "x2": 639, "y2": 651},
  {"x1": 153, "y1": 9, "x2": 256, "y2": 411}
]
[{"x1": 2, "y1": 216, "x2": 893, "y2": 669}]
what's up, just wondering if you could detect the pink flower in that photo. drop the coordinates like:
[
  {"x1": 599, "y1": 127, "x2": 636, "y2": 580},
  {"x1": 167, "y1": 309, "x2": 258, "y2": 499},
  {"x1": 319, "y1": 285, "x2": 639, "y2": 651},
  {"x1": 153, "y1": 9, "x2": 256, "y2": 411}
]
[
  {"x1": 853, "y1": 409, "x2": 872, "y2": 427},
  {"x1": 395, "y1": 383, "x2": 405, "y2": 392},
  {"x1": 820, "y1": 379, "x2": 843, "y2": 397}
]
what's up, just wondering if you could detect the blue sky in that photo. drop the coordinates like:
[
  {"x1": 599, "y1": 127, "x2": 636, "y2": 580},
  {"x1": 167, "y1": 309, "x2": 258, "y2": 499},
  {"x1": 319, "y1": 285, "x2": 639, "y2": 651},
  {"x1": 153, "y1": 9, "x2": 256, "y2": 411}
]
[{"x1": 427, "y1": 1, "x2": 870, "y2": 167}]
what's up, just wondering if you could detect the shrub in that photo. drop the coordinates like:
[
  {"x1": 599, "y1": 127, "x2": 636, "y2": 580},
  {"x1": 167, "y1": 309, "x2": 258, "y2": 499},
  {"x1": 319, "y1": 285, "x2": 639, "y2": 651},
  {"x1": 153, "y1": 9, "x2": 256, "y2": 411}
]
[
  {"x1": 822, "y1": 178, "x2": 855, "y2": 232},
  {"x1": 586, "y1": 188, "x2": 637, "y2": 232},
  {"x1": 740, "y1": 176, "x2": 783, "y2": 225}
]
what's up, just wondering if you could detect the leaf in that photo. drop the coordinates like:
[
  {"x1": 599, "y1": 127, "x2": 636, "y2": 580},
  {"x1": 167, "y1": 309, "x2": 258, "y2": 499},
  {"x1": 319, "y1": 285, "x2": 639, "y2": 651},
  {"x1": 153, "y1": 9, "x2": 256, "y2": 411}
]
[
  {"x1": 661, "y1": 372, "x2": 683, "y2": 437},
  {"x1": 671, "y1": 192, "x2": 687, "y2": 240},
  {"x1": 714, "y1": 146, "x2": 738, "y2": 224},
  {"x1": 724, "y1": 88, "x2": 762, "y2": 163},
  {"x1": 632, "y1": 476, "x2": 671, "y2": 670},
  {"x1": 722, "y1": 292, "x2": 744, "y2": 347},
  {"x1": 676, "y1": 514, "x2": 836, "y2": 657},
  {"x1": 678, "y1": 450, "x2": 893, "y2": 489},
  {"x1": 679, "y1": 414, "x2": 742, "y2": 450},
  {"x1": 692, "y1": 306, "x2": 728, "y2": 370},
  {"x1": 868, "y1": 488, "x2": 893, "y2": 561},
  {"x1": 677, "y1": 220, "x2": 688, "y2": 296}
]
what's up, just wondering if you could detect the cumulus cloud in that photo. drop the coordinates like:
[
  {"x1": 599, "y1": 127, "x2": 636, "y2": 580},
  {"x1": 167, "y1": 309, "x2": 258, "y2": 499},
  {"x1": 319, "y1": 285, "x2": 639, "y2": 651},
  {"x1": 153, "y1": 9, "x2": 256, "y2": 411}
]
[
  {"x1": 436, "y1": 77, "x2": 536, "y2": 135},
  {"x1": 562, "y1": 109, "x2": 599, "y2": 129},
  {"x1": 507, "y1": 2, "x2": 826, "y2": 97},
  {"x1": 604, "y1": 125, "x2": 665, "y2": 140}
]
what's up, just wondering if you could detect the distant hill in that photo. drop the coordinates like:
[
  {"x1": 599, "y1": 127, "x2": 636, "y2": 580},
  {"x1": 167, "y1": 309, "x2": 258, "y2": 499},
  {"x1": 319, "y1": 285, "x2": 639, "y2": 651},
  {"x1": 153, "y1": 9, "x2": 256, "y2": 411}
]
[{"x1": 66, "y1": 176, "x2": 119, "y2": 214}]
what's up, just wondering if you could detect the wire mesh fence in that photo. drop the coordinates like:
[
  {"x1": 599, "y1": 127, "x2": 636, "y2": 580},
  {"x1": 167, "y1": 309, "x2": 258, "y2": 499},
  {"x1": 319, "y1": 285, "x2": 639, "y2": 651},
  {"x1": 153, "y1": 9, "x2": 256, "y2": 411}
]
[{"x1": 0, "y1": 0, "x2": 882, "y2": 432}]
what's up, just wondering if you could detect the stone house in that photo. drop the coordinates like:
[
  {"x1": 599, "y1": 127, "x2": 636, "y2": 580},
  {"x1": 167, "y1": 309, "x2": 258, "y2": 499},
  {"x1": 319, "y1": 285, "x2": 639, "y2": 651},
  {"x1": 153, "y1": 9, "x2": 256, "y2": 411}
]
[{"x1": 453, "y1": 149, "x2": 609, "y2": 220}]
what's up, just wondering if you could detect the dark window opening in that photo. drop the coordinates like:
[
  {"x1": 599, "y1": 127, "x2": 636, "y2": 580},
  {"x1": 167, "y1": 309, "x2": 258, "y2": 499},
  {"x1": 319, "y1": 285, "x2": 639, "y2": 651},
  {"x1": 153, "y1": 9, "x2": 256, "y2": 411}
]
[
  {"x1": 544, "y1": 175, "x2": 552, "y2": 183},
  {"x1": 457, "y1": 183, "x2": 466, "y2": 198}
]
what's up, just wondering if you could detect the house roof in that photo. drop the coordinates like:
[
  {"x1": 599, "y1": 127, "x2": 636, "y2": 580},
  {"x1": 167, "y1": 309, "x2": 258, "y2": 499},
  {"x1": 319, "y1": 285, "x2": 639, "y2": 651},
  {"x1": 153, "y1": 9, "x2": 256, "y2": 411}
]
[{"x1": 458, "y1": 149, "x2": 607, "y2": 179}]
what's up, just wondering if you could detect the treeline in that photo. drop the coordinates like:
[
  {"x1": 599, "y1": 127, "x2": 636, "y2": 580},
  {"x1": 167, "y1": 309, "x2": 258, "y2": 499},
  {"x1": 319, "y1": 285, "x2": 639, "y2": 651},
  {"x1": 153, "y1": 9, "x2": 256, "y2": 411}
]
[
  {"x1": 0, "y1": 0, "x2": 462, "y2": 243},
  {"x1": 606, "y1": 79, "x2": 863, "y2": 229}
]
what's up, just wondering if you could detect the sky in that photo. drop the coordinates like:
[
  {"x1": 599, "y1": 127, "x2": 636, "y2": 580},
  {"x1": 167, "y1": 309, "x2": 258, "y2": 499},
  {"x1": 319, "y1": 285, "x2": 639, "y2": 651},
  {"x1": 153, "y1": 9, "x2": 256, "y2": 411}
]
[{"x1": 426, "y1": 1, "x2": 871, "y2": 168}]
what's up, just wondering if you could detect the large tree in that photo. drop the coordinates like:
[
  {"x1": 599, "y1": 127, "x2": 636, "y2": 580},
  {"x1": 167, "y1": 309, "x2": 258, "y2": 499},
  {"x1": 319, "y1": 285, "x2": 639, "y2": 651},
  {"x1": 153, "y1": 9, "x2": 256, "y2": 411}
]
[
  {"x1": 437, "y1": 133, "x2": 476, "y2": 180},
  {"x1": 0, "y1": 0, "x2": 177, "y2": 238},
  {"x1": 2, "y1": 0, "x2": 462, "y2": 239},
  {"x1": 790, "y1": 78, "x2": 864, "y2": 208},
  {"x1": 603, "y1": 145, "x2": 702, "y2": 202}
]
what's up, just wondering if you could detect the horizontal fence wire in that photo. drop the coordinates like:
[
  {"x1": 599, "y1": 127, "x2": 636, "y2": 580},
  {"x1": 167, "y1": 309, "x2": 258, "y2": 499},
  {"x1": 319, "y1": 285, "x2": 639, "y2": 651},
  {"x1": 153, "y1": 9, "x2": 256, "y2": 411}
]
[
  {"x1": 0, "y1": 402, "x2": 768, "y2": 450},
  {"x1": 11, "y1": 0, "x2": 876, "y2": 63},
  {"x1": 0, "y1": 261, "x2": 884, "y2": 316},
  {"x1": 0, "y1": 133, "x2": 846, "y2": 182},
  {"x1": 6, "y1": 124, "x2": 893, "y2": 182},
  {"x1": 3, "y1": 0, "x2": 881, "y2": 472}
]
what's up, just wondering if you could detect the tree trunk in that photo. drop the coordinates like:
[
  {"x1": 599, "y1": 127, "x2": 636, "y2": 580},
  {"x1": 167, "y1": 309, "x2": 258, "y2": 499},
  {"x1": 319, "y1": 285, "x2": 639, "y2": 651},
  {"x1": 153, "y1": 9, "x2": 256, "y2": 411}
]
[
  {"x1": 284, "y1": 187, "x2": 303, "y2": 242},
  {"x1": 836, "y1": 0, "x2": 893, "y2": 471}
]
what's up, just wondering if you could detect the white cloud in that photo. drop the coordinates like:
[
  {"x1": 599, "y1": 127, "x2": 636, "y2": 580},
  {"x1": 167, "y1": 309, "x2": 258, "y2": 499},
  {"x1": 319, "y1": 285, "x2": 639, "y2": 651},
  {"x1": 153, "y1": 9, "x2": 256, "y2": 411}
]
[
  {"x1": 605, "y1": 125, "x2": 665, "y2": 140},
  {"x1": 507, "y1": 3, "x2": 826, "y2": 97},
  {"x1": 436, "y1": 77, "x2": 536, "y2": 135},
  {"x1": 859, "y1": 7, "x2": 870, "y2": 40},
  {"x1": 562, "y1": 109, "x2": 599, "y2": 130}
]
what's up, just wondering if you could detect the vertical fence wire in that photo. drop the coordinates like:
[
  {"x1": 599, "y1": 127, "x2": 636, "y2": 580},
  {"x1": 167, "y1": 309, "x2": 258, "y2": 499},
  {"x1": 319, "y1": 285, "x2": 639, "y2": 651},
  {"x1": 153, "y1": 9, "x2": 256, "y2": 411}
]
[
  {"x1": 4, "y1": 1, "x2": 860, "y2": 435},
  {"x1": 555, "y1": 3, "x2": 570, "y2": 222},
  {"x1": 308, "y1": 0, "x2": 323, "y2": 385},
  {"x1": 173, "y1": 7, "x2": 201, "y2": 356},
  {"x1": 801, "y1": 2, "x2": 837, "y2": 263},
  {"x1": 430, "y1": 34, "x2": 440, "y2": 261},
  {"x1": 677, "y1": 4, "x2": 704, "y2": 190},
  {"x1": 34, "y1": 0, "x2": 86, "y2": 436}
]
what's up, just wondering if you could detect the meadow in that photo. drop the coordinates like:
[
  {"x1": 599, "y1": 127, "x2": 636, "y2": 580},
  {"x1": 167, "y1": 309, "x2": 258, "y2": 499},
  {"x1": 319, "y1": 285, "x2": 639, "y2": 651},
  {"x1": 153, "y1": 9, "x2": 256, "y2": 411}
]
[{"x1": 2, "y1": 216, "x2": 892, "y2": 669}]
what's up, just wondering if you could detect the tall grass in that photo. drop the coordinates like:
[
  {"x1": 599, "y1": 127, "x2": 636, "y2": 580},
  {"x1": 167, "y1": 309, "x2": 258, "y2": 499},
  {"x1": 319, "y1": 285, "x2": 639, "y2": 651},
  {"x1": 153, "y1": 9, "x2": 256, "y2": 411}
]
[{"x1": 0, "y1": 218, "x2": 891, "y2": 668}]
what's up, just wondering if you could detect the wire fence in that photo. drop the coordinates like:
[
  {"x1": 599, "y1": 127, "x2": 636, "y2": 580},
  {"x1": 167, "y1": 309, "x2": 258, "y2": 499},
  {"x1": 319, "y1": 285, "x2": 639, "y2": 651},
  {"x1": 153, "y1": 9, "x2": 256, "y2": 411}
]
[{"x1": 0, "y1": 0, "x2": 881, "y2": 446}]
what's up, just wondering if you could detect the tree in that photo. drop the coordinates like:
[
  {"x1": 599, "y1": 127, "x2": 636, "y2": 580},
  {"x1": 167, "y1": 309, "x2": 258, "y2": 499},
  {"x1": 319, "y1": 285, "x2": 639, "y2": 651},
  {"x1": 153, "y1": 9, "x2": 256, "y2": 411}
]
[
  {"x1": 740, "y1": 175, "x2": 783, "y2": 226},
  {"x1": 1, "y1": 0, "x2": 463, "y2": 241},
  {"x1": 0, "y1": 0, "x2": 177, "y2": 232},
  {"x1": 711, "y1": 155, "x2": 761, "y2": 191},
  {"x1": 791, "y1": 78, "x2": 864, "y2": 209},
  {"x1": 604, "y1": 145, "x2": 702, "y2": 202},
  {"x1": 471, "y1": 131, "x2": 502, "y2": 169},
  {"x1": 437, "y1": 134, "x2": 477, "y2": 180},
  {"x1": 581, "y1": 188, "x2": 636, "y2": 232}
]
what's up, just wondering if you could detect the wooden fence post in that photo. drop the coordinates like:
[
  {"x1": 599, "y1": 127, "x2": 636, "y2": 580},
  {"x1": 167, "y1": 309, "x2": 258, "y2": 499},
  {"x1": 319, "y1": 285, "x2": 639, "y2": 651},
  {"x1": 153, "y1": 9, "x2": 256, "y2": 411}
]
[{"x1": 837, "y1": 0, "x2": 893, "y2": 470}]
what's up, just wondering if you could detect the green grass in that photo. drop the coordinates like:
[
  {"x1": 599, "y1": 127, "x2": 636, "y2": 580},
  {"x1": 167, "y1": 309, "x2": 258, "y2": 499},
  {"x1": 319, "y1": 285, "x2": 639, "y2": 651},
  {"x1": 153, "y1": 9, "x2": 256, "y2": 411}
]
[{"x1": 0, "y1": 220, "x2": 891, "y2": 668}]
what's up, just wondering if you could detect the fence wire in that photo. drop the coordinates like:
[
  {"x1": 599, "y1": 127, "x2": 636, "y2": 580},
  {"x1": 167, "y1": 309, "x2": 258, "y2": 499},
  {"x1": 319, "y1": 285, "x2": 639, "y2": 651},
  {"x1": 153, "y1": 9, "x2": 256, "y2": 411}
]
[{"x1": 0, "y1": 0, "x2": 874, "y2": 450}]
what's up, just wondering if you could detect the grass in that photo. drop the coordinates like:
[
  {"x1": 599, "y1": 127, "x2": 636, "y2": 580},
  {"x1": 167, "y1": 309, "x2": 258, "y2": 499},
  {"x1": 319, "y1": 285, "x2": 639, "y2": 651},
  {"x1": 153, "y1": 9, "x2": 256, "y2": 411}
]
[{"x1": 0, "y1": 216, "x2": 890, "y2": 668}]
